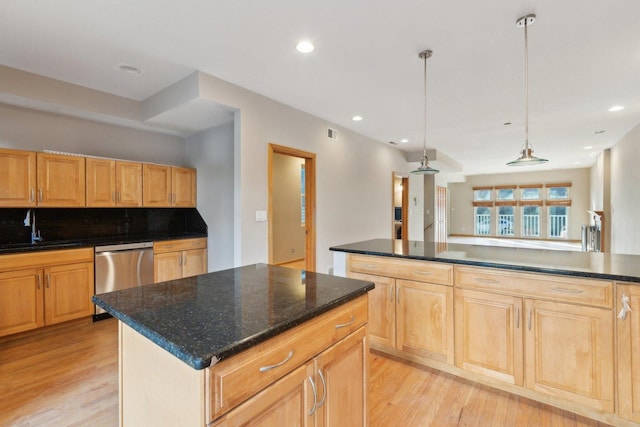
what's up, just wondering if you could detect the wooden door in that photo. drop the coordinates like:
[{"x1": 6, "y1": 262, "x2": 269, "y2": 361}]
[
  {"x1": 617, "y1": 284, "x2": 640, "y2": 422},
  {"x1": 172, "y1": 167, "x2": 197, "y2": 207},
  {"x1": 397, "y1": 279, "x2": 454, "y2": 364},
  {"x1": 143, "y1": 163, "x2": 171, "y2": 207},
  {"x1": 183, "y1": 249, "x2": 208, "y2": 278},
  {"x1": 44, "y1": 262, "x2": 94, "y2": 325},
  {"x1": 454, "y1": 288, "x2": 524, "y2": 385},
  {"x1": 314, "y1": 327, "x2": 367, "y2": 427},
  {"x1": 36, "y1": 152, "x2": 86, "y2": 206},
  {"x1": 0, "y1": 148, "x2": 37, "y2": 207},
  {"x1": 211, "y1": 362, "x2": 315, "y2": 427},
  {"x1": 86, "y1": 158, "x2": 116, "y2": 207},
  {"x1": 116, "y1": 161, "x2": 143, "y2": 207},
  {"x1": 524, "y1": 299, "x2": 614, "y2": 412},
  {"x1": 0, "y1": 268, "x2": 44, "y2": 337},
  {"x1": 154, "y1": 251, "x2": 183, "y2": 282},
  {"x1": 349, "y1": 272, "x2": 395, "y2": 348}
]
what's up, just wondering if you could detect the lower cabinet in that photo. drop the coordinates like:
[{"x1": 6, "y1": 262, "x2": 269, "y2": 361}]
[
  {"x1": 154, "y1": 238, "x2": 207, "y2": 282},
  {"x1": 0, "y1": 248, "x2": 94, "y2": 337},
  {"x1": 617, "y1": 283, "x2": 640, "y2": 423},
  {"x1": 213, "y1": 327, "x2": 367, "y2": 427}
]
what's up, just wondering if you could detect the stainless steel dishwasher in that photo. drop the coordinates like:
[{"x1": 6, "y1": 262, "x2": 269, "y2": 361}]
[{"x1": 94, "y1": 241, "x2": 154, "y2": 320}]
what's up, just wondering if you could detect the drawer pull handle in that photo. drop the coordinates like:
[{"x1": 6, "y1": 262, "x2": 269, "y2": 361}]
[
  {"x1": 335, "y1": 315, "x2": 356, "y2": 329},
  {"x1": 414, "y1": 270, "x2": 434, "y2": 275},
  {"x1": 307, "y1": 376, "x2": 318, "y2": 415},
  {"x1": 259, "y1": 350, "x2": 294, "y2": 372},
  {"x1": 317, "y1": 370, "x2": 327, "y2": 408},
  {"x1": 475, "y1": 278, "x2": 499, "y2": 284},
  {"x1": 618, "y1": 294, "x2": 633, "y2": 321},
  {"x1": 550, "y1": 287, "x2": 584, "y2": 294},
  {"x1": 361, "y1": 264, "x2": 378, "y2": 269}
]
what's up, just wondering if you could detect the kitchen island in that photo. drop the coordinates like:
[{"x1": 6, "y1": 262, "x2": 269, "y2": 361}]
[
  {"x1": 330, "y1": 239, "x2": 640, "y2": 427},
  {"x1": 93, "y1": 263, "x2": 374, "y2": 426}
]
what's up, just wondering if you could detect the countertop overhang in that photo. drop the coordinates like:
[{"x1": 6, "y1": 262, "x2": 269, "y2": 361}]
[
  {"x1": 92, "y1": 263, "x2": 374, "y2": 370},
  {"x1": 330, "y1": 238, "x2": 640, "y2": 283}
]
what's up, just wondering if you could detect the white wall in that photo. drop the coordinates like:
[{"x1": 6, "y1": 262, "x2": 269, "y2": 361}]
[
  {"x1": 197, "y1": 72, "x2": 410, "y2": 273},
  {"x1": 610, "y1": 123, "x2": 640, "y2": 255},
  {"x1": 0, "y1": 103, "x2": 185, "y2": 164},
  {"x1": 449, "y1": 168, "x2": 591, "y2": 241},
  {"x1": 185, "y1": 122, "x2": 235, "y2": 272}
]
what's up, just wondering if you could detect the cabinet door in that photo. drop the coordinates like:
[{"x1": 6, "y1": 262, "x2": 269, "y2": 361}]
[
  {"x1": 86, "y1": 158, "x2": 116, "y2": 207},
  {"x1": 44, "y1": 262, "x2": 94, "y2": 325},
  {"x1": 183, "y1": 249, "x2": 207, "y2": 278},
  {"x1": 0, "y1": 268, "x2": 44, "y2": 337},
  {"x1": 618, "y1": 284, "x2": 640, "y2": 423},
  {"x1": 143, "y1": 163, "x2": 171, "y2": 207},
  {"x1": 314, "y1": 327, "x2": 367, "y2": 427},
  {"x1": 349, "y1": 272, "x2": 395, "y2": 348},
  {"x1": 154, "y1": 251, "x2": 183, "y2": 282},
  {"x1": 212, "y1": 362, "x2": 316, "y2": 427},
  {"x1": 172, "y1": 167, "x2": 196, "y2": 207},
  {"x1": 454, "y1": 288, "x2": 524, "y2": 386},
  {"x1": 525, "y1": 299, "x2": 614, "y2": 412},
  {"x1": 36, "y1": 152, "x2": 86, "y2": 207},
  {"x1": 397, "y1": 279, "x2": 454, "y2": 364},
  {"x1": 0, "y1": 148, "x2": 37, "y2": 207},
  {"x1": 116, "y1": 161, "x2": 143, "y2": 207}
]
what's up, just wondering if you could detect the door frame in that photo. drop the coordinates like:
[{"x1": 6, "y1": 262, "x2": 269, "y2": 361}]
[{"x1": 267, "y1": 144, "x2": 316, "y2": 271}]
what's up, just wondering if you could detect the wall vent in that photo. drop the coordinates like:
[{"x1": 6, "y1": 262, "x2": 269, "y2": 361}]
[{"x1": 327, "y1": 128, "x2": 338, "y2": 140}]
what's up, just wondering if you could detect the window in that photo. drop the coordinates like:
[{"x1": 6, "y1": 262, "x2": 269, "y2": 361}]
[
  {"x1": 475, "y1": 207, "x2": 491, "y2": 235},
  {"x1": 549, "y1": 206, "x2": 568, "y2": 238},
  {"x1": 474, "y1": 189, "x2": 492, "y2": 201},
  {"x1": 497, "y1": 206, "x2": 514, "y2": 236},
  {"x1": 548, "y1": 186, "x2": 569, "y2": 200},
  {"x1": 496, "y1": 188, "x2": 514, "y2": 201},
  {"x1": 300, "y1": 165, "x2": 306, "y2": 226},
  {"x1": 521, "y1": 187, "x2": 541, "y2": 200},
  {"x1": 522, "y1": 206, "x2": 540, "y2": 237}
]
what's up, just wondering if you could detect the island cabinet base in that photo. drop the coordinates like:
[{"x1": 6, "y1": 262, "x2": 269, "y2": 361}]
[{"x1": 118, "y1": 295, "x2": 369, "y2": 427}]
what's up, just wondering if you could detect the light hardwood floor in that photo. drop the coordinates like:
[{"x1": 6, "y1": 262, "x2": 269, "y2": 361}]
[{"x1": 0, "y1": 318, "x2": 612, "y2": 427}]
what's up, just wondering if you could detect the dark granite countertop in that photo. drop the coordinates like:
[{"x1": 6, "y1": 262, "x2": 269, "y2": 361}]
[
  {"x1": 92, "y1": 263, "x2": 374, "y2": 370},
  {"x1": 330, "y1": 238, "x2": 640, "y2": 283},
  {"x1": 0, "y1": 233, "x2": 207, "y2": 255}
]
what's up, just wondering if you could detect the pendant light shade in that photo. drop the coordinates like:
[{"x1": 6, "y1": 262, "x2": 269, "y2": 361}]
[
  {"x1": 507, "y1": 14, "x2": 548, "y2": 167},
  {"x1": 411, "y1": 50, "x2": 439, "y2": 174}
]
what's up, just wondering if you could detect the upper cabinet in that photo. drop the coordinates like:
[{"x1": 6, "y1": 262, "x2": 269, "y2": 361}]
[
  {"x1": 36, "y1": 152, "x2": 85, "y2": 207},
  {"x1": 143, "y1": 164, "x2": 196, "y2": 207},
  {"x1": 87, "y1": 158, "x2": 142, "y2": 207},
  {"x1": 0, "y1": 148, "x2": 37, "y2": 207}
]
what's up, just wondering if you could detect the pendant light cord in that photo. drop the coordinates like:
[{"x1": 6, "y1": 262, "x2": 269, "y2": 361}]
[
  {"x1": 524, "y1": 18, "x2": 529, "y2": 151},
  {"x1": 423, "y1": 52, "x2": 428, "y2": 161}
]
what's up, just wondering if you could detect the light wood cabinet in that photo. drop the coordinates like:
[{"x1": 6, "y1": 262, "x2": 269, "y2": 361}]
[
  {"x1": 0, "y1": 248, "x2": 94, "y2": 337},
  {"x1": 36, "y1": 152, "x2": 85, "y2": 207},
  {"x1": 454, "y1": 266, "x2": 614, "y2": 412},
  {"x1": 348, "y1": 255, "x2": 454, "y2": 365},
  {"x1": 143, "y1": 163, "x2": 196, "y2": 207},
  {"x1": 153, "y1": 238, "x2": 207, "y2": 282},
  {"x1": 616, "y1": 283, "x2": 640, "y2": 423},
  {"x1": 86, "y1": 158, "x2": 142, "y2": 207},
  {"x1": 0, "y1": 148, "x2": 37, "y2": 207}
]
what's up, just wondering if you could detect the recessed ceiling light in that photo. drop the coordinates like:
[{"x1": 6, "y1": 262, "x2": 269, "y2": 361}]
[
  {"x1": 608, "y1": 105, "x2": 624, "y2": 112},
  {"x1": 352, "y1": 115, "x2": 363, "y2": 121},
  {"x1": 296, "y1": 40, "x2": 314, "y2": 53},
  {"x1": 574, "y1": 161, "x2": 582, "y2": 165},
  {"x1": 400, "y1": 139, "x2": 409, "y2": 143},
  {"x1": 117, "y1": 63, "x2": 143, "y2": 75},
  {"x1": 583, "y1": 146, "x2": 593, "y2": 150}
]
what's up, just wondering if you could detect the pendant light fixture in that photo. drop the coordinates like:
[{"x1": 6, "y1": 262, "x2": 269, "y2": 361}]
[
  {"x1": 507, "y1": 14, "x2": 548, "y2": 166},
  {"x1": 411, "y1": 49, "x2": 439, "y2": 174}
]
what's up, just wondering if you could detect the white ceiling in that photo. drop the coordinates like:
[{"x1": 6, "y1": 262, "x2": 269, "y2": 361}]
[{"x1": 1, "y1": 0, "x2": 639, "y2": 175}]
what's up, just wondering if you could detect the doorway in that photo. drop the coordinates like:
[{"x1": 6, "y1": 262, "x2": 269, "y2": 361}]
[
  {"x1": 268, "y1": 144, "x2": 316, "y2": 271},
  {"x1": 392, "y1": 173, "x2": 409, "y2": 240},
  {"x1": 435, "y1": 185, "x2": 447, "y2": 243}
]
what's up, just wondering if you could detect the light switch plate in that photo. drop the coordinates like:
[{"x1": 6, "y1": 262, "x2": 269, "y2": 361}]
[{"x1": 255, "y1": 210, "x2": 268, "y2": 222}]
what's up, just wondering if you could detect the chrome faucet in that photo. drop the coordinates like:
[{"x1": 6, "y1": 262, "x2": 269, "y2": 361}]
[{"x1": 23, "y1": 209, "x2": 42, "y2": 244}]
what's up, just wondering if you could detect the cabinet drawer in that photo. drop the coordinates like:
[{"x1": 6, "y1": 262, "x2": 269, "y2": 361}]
[
  {"x1": 206, "y1": 295, "x2": 367, "y2": 421},
  {"x1": 153, "y1": 237, "x2": 207, "y2": 253},
  {"x1": 349, "y1": 254, "x2": 452, "y2": 285},
  {"x1": 455, "y1": 266, "x2": 613, "y2": 308},
  {"x1": 0, "y1": 247, "x2": 94, "y2": 272}
]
